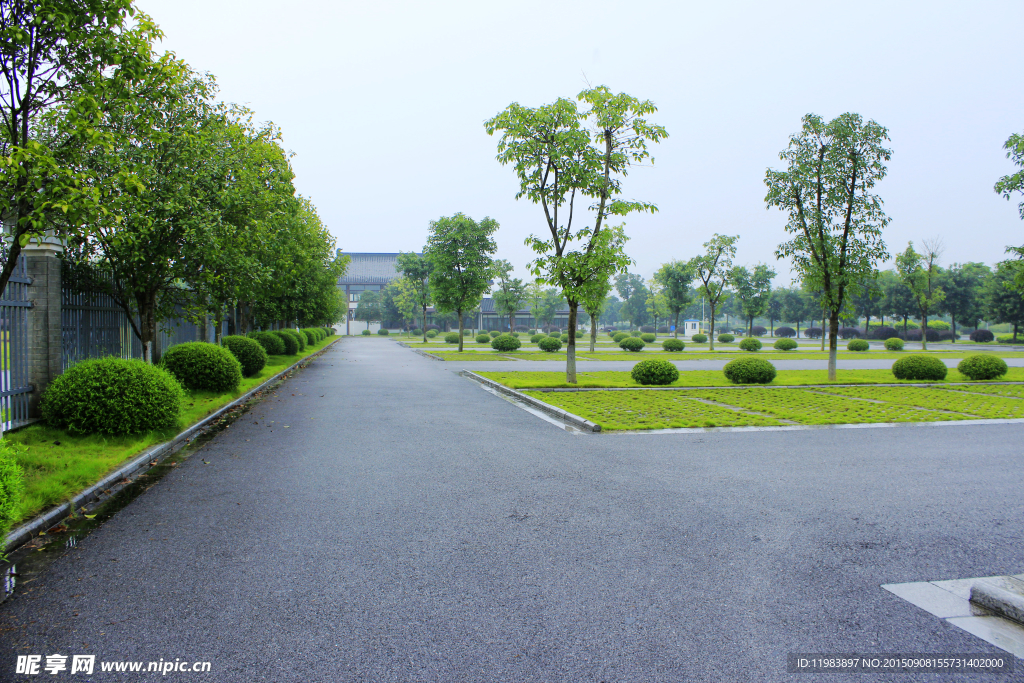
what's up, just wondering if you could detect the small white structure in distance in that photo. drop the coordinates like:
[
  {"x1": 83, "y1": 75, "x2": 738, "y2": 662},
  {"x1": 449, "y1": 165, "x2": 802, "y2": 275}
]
[{"x1": 677, "y1": 319, "x2": 703, "y2": 339}]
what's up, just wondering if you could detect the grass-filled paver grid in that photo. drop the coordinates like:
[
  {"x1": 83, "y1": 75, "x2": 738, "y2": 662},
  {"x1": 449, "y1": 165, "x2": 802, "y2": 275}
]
[
  {"x1": 939, "y1": 384, "x2": 1024, "y2": 399},
  {"x1": 818, "y1": 386, "x2": 1024, "y2": 419},
  {"x1": 520, "y1": 390, "x2": 785, "y2": 430}
]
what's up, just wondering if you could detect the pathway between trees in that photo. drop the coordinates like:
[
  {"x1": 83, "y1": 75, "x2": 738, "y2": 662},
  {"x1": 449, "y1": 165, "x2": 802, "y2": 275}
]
[{"x1": 1, "y1": 338, "x2": 1020, "y2": 681}]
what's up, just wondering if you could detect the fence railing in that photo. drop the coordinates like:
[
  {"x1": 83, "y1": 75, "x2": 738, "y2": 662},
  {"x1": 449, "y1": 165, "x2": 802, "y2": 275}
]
[{"x1": 1, "y1": 256, "x2": 33, "y2": 430}]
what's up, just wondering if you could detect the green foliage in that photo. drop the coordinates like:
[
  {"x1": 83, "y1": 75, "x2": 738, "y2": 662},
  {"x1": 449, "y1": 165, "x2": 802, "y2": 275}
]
[
  {"x1": 549, "y1": 331, "x2": 562, "y2": 338},
  {"x1": 273, "y1": 330, "x2": 299, "y2": 353},
  {"x1": 640, "y1": 333, "x2": 656, "y2": 343},
  {"x1": 630, "y1": 359, "x2": 680, "y2": 386},
  {"x1": 612, "y1": 332, "x2": 630, "y2": 342},
  {"x1": 847, "y1": 339, "x2": 869, "y2": 352},
  {"x1": 0, "y1": 440, "x2": 25, "y2": 553},
  {"x1": 723, "y1": 357, "x2": 777, "y2": 384},
  {"x1": 360, "y1": 329, "x2": 371, "y2": 336},
  {"x1": 662, "y1": 338, "x2": 684, "y2": 351},
  {"x1": 774, "y1": 338, "x2": 797, "y2": 351},
  {"x1": 619, "y1": 337, "x2": 645, "y2": 351},
  {"x1": 630, "y1": 331, "x2": 642, "y2": 337},
  {"x1": 161, "y1": 342, "x2": 242, "y2": 393},
  {"x1": 731, "y1": 264, "x2": 777, "y2": 330},
  {"x1": 277, "y1": 329, "x2": 304, "y2": 351},
  {"x1": 884, "y1": 337, "x2": 904, "y2": 351},
  {"x1": 491, "y1": 334, "x2": 522, "y2": 352},
  {"x1": 376, "y1": 328, "x2": 389, "y2": 336},
  {"x1": 739, "y1": 338, "x2": 762, "y2": 351},
  {"x1": 248, "y1": 331, "x2": 285, "y2": 356},
  {"x1": 41, "y1": 358, "x2": 184, "y2": 435},
  {"x1": 411, "y1": 328, "x2": 423, "y2": 336},
  {"x1": 426, "y1": 329, "x2": 438, "y2": 338},
  {"x1": 299, "y1": 329, "x2": 315, "y2": 344},
  {"x1": 444, "y1": 332, "x2": 460, "y2": 344},
  {"x1": 475, "y1": 333, "x2": 491, "y2": 344},
  {"x1": 690, "y1": 234, "x2": 739, "y2": 350},
  {"x1": 718, "y1": 333, "x2": 735, "y2": 343},
  {"x1": 560, "y1": 333, "x2": 569, "y2": 342},
  {"x1": 530, "y1": 333, "x2": 544, "y2": 343},
  {"x1": 222, "y1": 335, "x2": 268, "y2": 377},
  {"x1": 958, "y1": 355, "x2": 1008, "y2": 380},
  {"x1": 538, "y1": 336, "x2": 562, "y2": 352},
  {"x1": 692, "y1": 333, "x2": 708, "y2": 343},
  {"x1": 994, "y1": 131, "x2": 1024, "y2": 220},
  {"x1": 891, "y1": 354, "x2": 948, "y2": 381},
  {"x1": 489, "y1": 330, "x2": 501, "y2": 338}
]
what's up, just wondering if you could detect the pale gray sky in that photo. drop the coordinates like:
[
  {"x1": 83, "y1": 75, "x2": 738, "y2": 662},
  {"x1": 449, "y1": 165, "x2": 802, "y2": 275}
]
[{"x1": 138, "y1": 0, "x2": 1023, "y2": 286}]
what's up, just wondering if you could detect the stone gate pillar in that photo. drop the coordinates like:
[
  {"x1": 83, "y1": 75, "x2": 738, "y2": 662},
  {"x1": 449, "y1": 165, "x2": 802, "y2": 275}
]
[{"x1": 23, "y1": 237, "x2": 63, "y2": 418}]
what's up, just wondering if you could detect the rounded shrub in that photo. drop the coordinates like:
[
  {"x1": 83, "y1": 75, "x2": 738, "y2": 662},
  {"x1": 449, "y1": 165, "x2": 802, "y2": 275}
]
[
  {"x1": 560, "y1": 333, "x2": 569, "y2": 342},
  {"x1": 662, "y1": 338, "x2": 684, "y2": 352},
  {"x1": 462, "y1": 328, "x2": 473, "y2": 336},
  {"x1": 774, "y1": 338, "x2": 797, "y2": 351},
  {"x1": 41, "y1": 357, "x2": 185, "y2": 435},
  {"x1": 619, "y1": 337, "x2": 645, "y2": 352},
  {"x1": 805, "y1": 327, "x2": 823, "y2": 339},
  {"x1": 692, "y1": 333, "x2": 708, "y2": 343},
  {"x1": 575, "y1": 329, "x2": 584, "y2": 338},
  {"x1": 248, "y1": 331, "x2": 285, "y2": 356},
  {"x1": 630, "y1": 331, "x2": 642, "y2": 338},
  {"x1": 538, "y1": 336, "x2": 562, "y2": 352},
  {"x1": 630, "y1": 359, "x2": 679, "y2": 386},
  {"x1": 723, "y1": 357, "x2": 777, "y2": 384},
  {"x1": 847, "y1": 339, "x2": 869, "y2": 352},
  {"x1": 361, "y1": 329, "x2": 371, "y2": 336},
  {"x1": 957, "y1": 354, "x2": 1008, "y2": 380},
  {"x1": 475, "y1": 333, "x2": 490, "y2": 344},
  {"x1": 775, "y1": 326, "x2": 796, "y2": 338},
  {"x1": 282, "y1": 329, "x2": 305, "y2": 351},
  {"x1": 0, "y1": 439, "x2": 25, "y2": 552},
  {"x1": 640, "y1": 333, "x2": 656, "y2": 343},
  {"x1": 717, "y1": 333, "x2": 735, "y2": 343},
  {"x1": 892, "y1": 354, "x2": 948, "y2": 381},
  {"x1": 613, "y1": 332, "x2": 630, "y2": 343},
  {"x1": 640, "y1": 325, "x2": 656, "y2": 334},
  {"x1": 443, "y1": 332, "x2": 460, "y2": 344},
  {"x1": 162, "y1": 341, "x2": 243, "y2": 393},
  {"x1": 425, "y1": 324, "x2": 440, "y2": 332},
  {"x1": 376, "y1": 328, "x2": 389, "y2": 336},
  {"x1": 872, "y1": 326, "x2": 899, "y2": 340},
  {"x1": 970, "y1": 329, "x2": 994, "y2": 343},
  {"x1": 530, "y1": 333, "x2": 544, "y2": 343},
  {"x1": 739, "y1": 337, "x2": 762, "y2": 352},
  {"x1": 548, "y1": 331, "x2": 561, "y2": 339},
  {"x1": 411, "y1": 328, "x2": 423, "y2": 336},
  {"x1": 511, "y1": 332, "x2": 520, "y2": 338},
  {"x1": 273, "y1": 330, "x2": 299, "y2": 354},
  {"x1": 305, "y1": 328, "x2": 322, "y2": 343},
  {"x1": 751, "y1": 326, "x2": 767, "y2": 337},
  {"x1": 839, "y1": 327, "x2": 861, "y2": 339},
  {"x1": 490, "y1": 330, "x2": 501, "y2": 338},
  {"x1": 222, "y1": 335, "x2": 268, "y2": 377},
  {"x1": 884, "y1": 337, "x2": 904, "y2": 351},
  {"x1": 425, "y1": 329, "x2": 438, "y2": 338},
  {"x1": 491, "y1": 334, "x2": 521, "y2": 352}
]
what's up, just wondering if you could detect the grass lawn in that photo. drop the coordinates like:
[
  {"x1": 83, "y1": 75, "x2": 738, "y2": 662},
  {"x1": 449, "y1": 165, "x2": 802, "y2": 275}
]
[
  {"x1": 424, "y1": 347, "x2": 1024, "y2": 361},
  {"x1": 521, "y1": 383, "x2": 1024, "y2": 431},
  {"x1": 477, "y1": 368, "x2": 1024, "y2": 389},
  {"x1": 6, "y1": 336, "x2": 337, "y2": 525}
]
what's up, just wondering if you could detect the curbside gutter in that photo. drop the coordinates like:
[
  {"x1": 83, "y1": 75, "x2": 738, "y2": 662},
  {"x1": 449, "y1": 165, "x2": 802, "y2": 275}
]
[
  {"x1": 460, "y1": 370, "x2": 601, "y2": 433},
  {"x1": 4, "y1": 338, "x2": 342, "y2": 553}
]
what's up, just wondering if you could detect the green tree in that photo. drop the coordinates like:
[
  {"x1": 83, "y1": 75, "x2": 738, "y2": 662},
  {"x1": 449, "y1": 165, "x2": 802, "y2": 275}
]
[
  {"x1": 353, "y1": 290, "x2": 382, "y2": 331},
  {"x1": 600, "y1": 295, "x2": 622, "y2": 327},
  {"x1": 995, "y1": 131, "x2": 1024, "y2": 220},
  {"x1": 491, "y1": 259, "x2": 528, "y2": 333},
  {"x1": 880, "y1": 269, "x2": 917, "y2": 335},
  {"x1": 940, "y1": 262, "x2": 988, "y2": 341},
  {"x1": 689, "y1": 234, "x2": 738, "y2": 350},
  {"x1": 896, "y1": 240, "x2": 945, "y2": 350},
  {"x1": 766, "y1": 289, "x2": 783, "y2": 336},
  {"x1": 391, "y1": 277, "x2": 421, "y2": 333},
  {"x1": 653, "y1": 260, "x2": 695, "y2": 337},
  {"x1": 766, "y1": 112, "x2": 891, "y2": 379},
  {"x1": 425, "y1": 213, "x2": 497, "y2": 351},
  {"x1": 486, "y1": 86, "x2": 665, "y2": 383},
  {"x1": 848, "y1": 272, "x2": 882, "y2": 336},
  {"x1": 395, "y1": 251, "x2": 433, "y2": 343},
  {"x1": 615, "y1": 272, "x2": 649, "y2": 329},
  {"x1": 985, "y1": 262, "x2": 1024, "y2": 340},
  {"x1": 581, "y1": 276, "x2": 613, "y2": 352},
  {"x1": 779, "y1": 287, "x2": 810, "y2": 337},
  {"x1": 730, "y1": 263, "x2": 776, "y2": 336}
]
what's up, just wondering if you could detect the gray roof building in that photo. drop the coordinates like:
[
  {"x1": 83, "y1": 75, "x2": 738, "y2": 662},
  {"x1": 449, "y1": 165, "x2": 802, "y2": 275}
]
[{"x1": 337, "y1": 252, "x2": 409, "y2": 286}]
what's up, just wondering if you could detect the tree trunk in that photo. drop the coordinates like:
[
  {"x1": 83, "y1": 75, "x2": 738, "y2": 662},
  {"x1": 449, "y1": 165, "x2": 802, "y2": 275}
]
[
  {"x1": 921, "y1": 315, "x2": 928, "y2": 350},
  {"x1": 589, "y1": 311, "x2": 597, "y2": 353},
  {"x1": 457, "y1": 309, "x2": 464, "y2": 351},
  {"x1": 674, "y1": 311, "x2": 680, "y2": 339},
  {"x1": 138, "y1": 290, "x2": 158, "y2": 364},
  {"x1": 863, "y1": 314, "x2": 870, "y2": 340},
  {"x1": 422, "y1": 306, "x2": 428, "y2": 344},
  {"x1": 198, "y1": 312, "x2": 209, "y2": 342},
  {"x1": 709, "y1": 312, "x2": 716, "y2": 351},
  {"x1": 796, "y1": 320, "x2": 801, "y2": 338},
  {"x1": 951, "y1": 315, "x2": 956, "y2": 344},
  {"x1": 828, "y1": 313, "x2": 840, "y2": 381},
  {"x1": 510, "y1": 311, "x2": 514, "y2": 335},
  {"x1": 566, "y1": 301, "x2": 578, "y2": 384}
]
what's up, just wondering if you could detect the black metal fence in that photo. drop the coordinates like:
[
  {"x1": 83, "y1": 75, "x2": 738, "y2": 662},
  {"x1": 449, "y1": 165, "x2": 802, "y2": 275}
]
[{"x1": 0, "y1": 256, "x2": 33, "y2": 430}]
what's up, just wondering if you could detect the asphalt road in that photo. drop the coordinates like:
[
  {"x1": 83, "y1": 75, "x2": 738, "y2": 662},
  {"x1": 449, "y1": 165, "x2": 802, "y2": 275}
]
[{"x1": 2, "y1": 338, "x2": 1022, "y2": 682}]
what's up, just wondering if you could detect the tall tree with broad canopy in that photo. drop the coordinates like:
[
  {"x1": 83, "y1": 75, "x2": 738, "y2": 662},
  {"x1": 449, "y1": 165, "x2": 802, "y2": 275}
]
[
  {"x1": 0, "y1": 0, "x2": 161, "y2": 295},
  {"x1": 995, "y1": 131, "x2": 1024, "y2": 221},
  {"x1": 486, "y1": 86, "x2": 666, "y2": 383},
  {"x1": 766, "y1": 112, "x2": 892, "y2": 380},
  {"x1": 689, "y1": 234, "x2": 738, "y2": 351},
  {"x1": 940, "y1": 262, "x2": 988, "y2": 341},
  {"x1": 896, "y1": 240, "x2": 945, "y2": 350},
  {"x1": 353, "y1": 290, "x2": 381, "y2": 331},
  {"x1": 491, "y1": 259, "x2": 528, "y2": 333},
  {"x1": 395, "y1": 251, "x2": 433, "y2": 343},
  {"x1": 425, "y1": 213, "x2": 497, "y2": 352},
  {"x1": 615, "y1": 271, "x2": 649, "y2": 329},
  {"x1": 985, "y1": 262, "x2": 1024, "y2": 341},
  {"x1": 653, "y1": 260, "x2": 696, "y2": 337},
  {"x1": 730, "y1": 263, "x2": 776, "y2": 336}
]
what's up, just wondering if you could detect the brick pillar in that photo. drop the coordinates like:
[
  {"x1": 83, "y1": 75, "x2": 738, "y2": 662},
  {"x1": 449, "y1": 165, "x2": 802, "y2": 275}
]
[{"x1": 24, "y1": 242, "x2": 63, "y2": 418}]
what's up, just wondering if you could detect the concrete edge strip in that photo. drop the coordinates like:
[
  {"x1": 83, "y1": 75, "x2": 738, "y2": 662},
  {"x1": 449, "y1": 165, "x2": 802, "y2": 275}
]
[
  {"x1": 396, "y1": 341, "x2": 444, "y2": 361},
  {"x1": 460, "y1": 370, "x2": 601, "y2": 433},
  {"x1": 4, "y1": 338, "x2": 342, "y2": 552},
  {"x1": 528, "y1": 381, "x2": 1024, "y2": 392},
  {"x1": 970, "y1": 582, "x2": 1024, "y2": 625}
]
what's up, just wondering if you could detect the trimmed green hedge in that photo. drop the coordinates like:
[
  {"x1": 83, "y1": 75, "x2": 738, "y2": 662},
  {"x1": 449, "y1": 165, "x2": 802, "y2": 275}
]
[
  {"x1": 530, "y1": 333, "x2": 544, "y2": 343},
  {"x1": 444, "y1": 332, "x2": 460, "y2": 343},
  {"x1": 631, "y1": 359, "x2": 679, "y2": 385},
  {"x1": 376, "y1": 328, "x2": 389, "y2": 336},
  {"x1": 692, "y1": 333, "x2": 708, "y2": 343},
  {"x1": 491, "y1": 334, "x2": 521, "y2": 352},
  {"x1": 957, "y1": 354, "x2": 1008, "y2": 380},
  {"x1": 891, "y1": 354, "x2": 947, "y2": 381},
  {"x1": 475, "y1": 333, "x2": 490, "y2": 344},
  {"x1": 222, "y1": 336, "x2": 268, "y2": 377},
  {"x1": 640, "y1": 333, "x2": 656, "y2": 343},
  {"x1": 426, "y1": 329, "x2": 438, "y2": 338},
  {"x1": 662, "y1": 338, "x2": 684, "y2": 351},
  {"x1": 613, "y1": 332, "x2": 630, "y2": 342},
  {"x1": 739, "y1": 338, "x2": 762, "y2": 351},
  {"x1": 248, "y1": 331, "x2": 285, "y2": 356},
  {"x1": 538, "y1": 336, "x2": 562, "y2": 352},
  {"x1": 281, "y1": 329, "x2": 306, "y2": 351},
  {"x1": 162, "y1": 342, "x2": 243, "y2": 393},
  {"x1": 774, "y1": 338, "x2": 797, "y2": 351},
  {"x1": 723, "y1": 357, "x2": 776, "y2": 384},
  {"x1": 273, "y1": 330, "x2": 299, "y2": 354},
  {"x1": 619, "y1": 337, "x2": 645, "y2": 352},
  {"x1": 847, "y1": 339, "x2": 869, "y2": 352},
  {"x1": 41, "y1": 357, "x2": 185, "y2": 435},
  {"x1": 718, "y1": 333, "x2": 735, "y2": 343},
  {"x1": 884, "y1": 337, "x2": 904, "y2": 351}
]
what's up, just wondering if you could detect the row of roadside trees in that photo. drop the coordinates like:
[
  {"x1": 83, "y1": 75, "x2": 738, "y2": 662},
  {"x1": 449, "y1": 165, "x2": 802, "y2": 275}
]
[{"x1": 0, "y1": 1, "x2": 346, "y2": 363}]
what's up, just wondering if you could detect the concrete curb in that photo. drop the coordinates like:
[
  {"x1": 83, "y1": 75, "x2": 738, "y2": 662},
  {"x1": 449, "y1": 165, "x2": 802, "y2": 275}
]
[
  {"x1": 4, "y1": 337, "x2": 342, "y2": 553},
  {"x1": 460, "y1": 370, "x2": 601, "y2": 433},
  {"x1": 396, "y1": 341, "x2": 444, "y2": 361},
  {"x1": 971, "y1": 580, "x2": 1024, "y2": 625},
  {"x1": 532, "y1": 380, "x2": 1024, "y2": 392}
]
